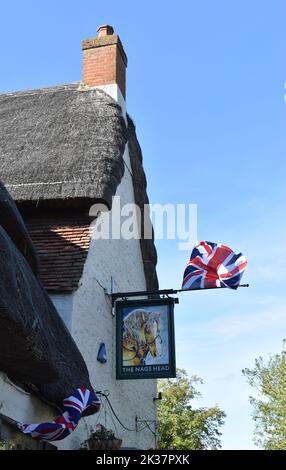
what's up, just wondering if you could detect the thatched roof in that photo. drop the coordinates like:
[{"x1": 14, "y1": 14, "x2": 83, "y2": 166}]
[
  {"x1": 0, "y1": 81, "x2": 158, "y2": 291},
  {"x1": 0, "y1": 181, "x2": 38, "y2": 273},
  {"x1": 0, "y1": 84, "x2": 127, "y2": 208},
  {"x1": 127, "y1": 116, "x2": 159, "y2": 291},
  {"x1": 0, "y1": 184, "x2": 95, "y2": 411}
]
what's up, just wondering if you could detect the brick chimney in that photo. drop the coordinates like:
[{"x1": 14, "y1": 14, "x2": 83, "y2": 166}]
[{"x1": 82, "y1": 25, "x2": 127, "y2": 99}]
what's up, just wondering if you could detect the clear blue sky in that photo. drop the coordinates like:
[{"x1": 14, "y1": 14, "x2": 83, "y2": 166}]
[{"x1": 1, "y1": 0, "x2": 286, "y2": 449}]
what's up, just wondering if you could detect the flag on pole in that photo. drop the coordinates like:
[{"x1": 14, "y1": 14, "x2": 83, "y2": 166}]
[
  {"x1": 17, "y1": 388, "x2": 100, "y2": 441},
  {"x1": 182, "y1": 241, "x2": 247, "y2": 290}
]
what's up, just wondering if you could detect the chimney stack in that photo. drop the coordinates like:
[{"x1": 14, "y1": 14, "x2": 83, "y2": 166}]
[{"x1": 82, "y1": 25, "x2": 127, "y2": 99}]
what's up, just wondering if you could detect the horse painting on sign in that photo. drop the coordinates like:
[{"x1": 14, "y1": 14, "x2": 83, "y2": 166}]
[
  {"x1": 117, "y1": 299, "x2": 176, "y2": 380},
  {"x1": 122, "y1": 309, "x2": 163, "y2": 366}
]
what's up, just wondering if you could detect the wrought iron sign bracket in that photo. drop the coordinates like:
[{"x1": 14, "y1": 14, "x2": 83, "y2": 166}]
[
  {"x1": 110, "y1": 284, "x2": 249, "y2": 308},
  {"x1": 111, "y1": 289, "x2": 180, "y2": 308}
]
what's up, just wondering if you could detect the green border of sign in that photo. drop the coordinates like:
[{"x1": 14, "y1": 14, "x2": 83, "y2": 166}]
[{"x1": 116, "y1": 298, "x2": 176, "y2": 380}]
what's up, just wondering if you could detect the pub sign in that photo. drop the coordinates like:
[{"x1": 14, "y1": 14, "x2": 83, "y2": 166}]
[{"x1": 116, "y1": 298, "x2": 176, "y2": 380}]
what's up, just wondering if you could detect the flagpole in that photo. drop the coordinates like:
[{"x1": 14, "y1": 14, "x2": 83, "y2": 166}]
[{"x1": 111, "y1": 284, "x2": 249, "y2": 306}]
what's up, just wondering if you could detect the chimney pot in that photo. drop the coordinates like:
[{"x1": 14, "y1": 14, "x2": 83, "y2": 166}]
[{"x1": 97, "y1": 25, "x2": 114, "y2": 37}]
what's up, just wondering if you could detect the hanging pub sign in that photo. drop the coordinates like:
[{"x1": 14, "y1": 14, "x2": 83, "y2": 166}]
[{"x1": 116, "y1": 298, "x2": 176, "y2": 380}]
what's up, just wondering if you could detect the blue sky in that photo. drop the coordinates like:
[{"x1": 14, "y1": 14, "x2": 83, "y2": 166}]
[{"x1": 1, "y1": 0, "x2": 286, "y2": 449}]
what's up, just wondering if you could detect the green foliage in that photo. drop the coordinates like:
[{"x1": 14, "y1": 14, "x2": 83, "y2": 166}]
[
  {"x1": 243, "y1": 353, "x2": 286, "y2": 449},
  {"x1": 0, "y1": 439, "x2": 17, "y2": 450},
  {"x1": 157, "y1": 369, "x2": 226, "y2": 450}
]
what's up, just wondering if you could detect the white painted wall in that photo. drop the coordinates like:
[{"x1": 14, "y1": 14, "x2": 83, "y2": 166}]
[
  {"x1": 51, "y1": 294, "x2": 74, "y2": 332},
  {"x1": 69, "y1": 146, "x2": 157, "y2": 451},
  {"x1": 0, "y1": 372, "x2": 55, "y2": 425},
  {"x1": 0, "y1": 84, "x2": 157, "y2": 450}
]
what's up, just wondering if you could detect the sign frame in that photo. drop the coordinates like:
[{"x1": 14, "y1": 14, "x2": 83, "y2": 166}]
[{"x1": 116, "y1": 297, "x2": 176, "y2": 380}]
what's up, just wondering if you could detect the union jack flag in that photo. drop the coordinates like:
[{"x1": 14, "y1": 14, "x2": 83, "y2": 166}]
[
  {"x1": 182, "y1": 241, "x2": 247, "y2": 290},
  {"x1": 17, "y1": 388, "x2": 100, "y2": 442}
]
